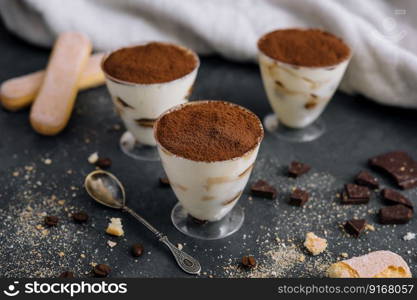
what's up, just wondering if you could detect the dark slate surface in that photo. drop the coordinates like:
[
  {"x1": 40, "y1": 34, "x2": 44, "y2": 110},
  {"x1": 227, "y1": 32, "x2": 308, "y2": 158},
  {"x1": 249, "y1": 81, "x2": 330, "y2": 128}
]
[{"x1": 0, "y1": 22, "x2": 416, "y2": 278}]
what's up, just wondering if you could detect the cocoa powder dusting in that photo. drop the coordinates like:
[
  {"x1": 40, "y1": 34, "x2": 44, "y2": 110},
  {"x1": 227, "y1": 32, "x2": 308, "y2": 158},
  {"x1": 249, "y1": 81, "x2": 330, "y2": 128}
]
[
  {"x1": 258, "y1": 29, "x2": 350, "y2": 67},
  {"x1": 156, "y1": 101, "x2": 263, "y2": 162},
  {"x1": 103, "y1": 42, "x2": 197, "y2": 84}
]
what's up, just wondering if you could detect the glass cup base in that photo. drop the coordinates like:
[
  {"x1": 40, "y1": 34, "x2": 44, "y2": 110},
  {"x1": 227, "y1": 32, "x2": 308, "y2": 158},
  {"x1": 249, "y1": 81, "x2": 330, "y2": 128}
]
[
  {"x1": 119, "y1": 131, "x2": 160, "y2": 161},
  {"x1": 171, "y1": 202, "x2": 244, "y2": 240},
  {"x1": 263, "y1": 114, "x2": 325, "y2": 143}
]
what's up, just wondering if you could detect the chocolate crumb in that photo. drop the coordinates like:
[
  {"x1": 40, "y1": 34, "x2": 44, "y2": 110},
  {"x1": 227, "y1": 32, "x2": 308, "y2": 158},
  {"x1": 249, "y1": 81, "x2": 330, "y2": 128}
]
[
  {"x1": 59, "y1": 271, "x2": 74, "y2": 278},
  {"x1": 95, "y1": 158, "x2": 112, "y2": 169},
  {"x1": 241, "y1": 255, "x2": 256, "y2": 268},
  {"x1": 131, "y1": 244, "x2": 144, "y2": 257},
  {"x1": 44, "y1": 216, "x2": 59, "y2": 227},
  {"x1": 93, "y1": 264, "x2": 111, "y2": 277},
  {"x1": 72, "y1": 211, "x2": 89, "y2": 223}
]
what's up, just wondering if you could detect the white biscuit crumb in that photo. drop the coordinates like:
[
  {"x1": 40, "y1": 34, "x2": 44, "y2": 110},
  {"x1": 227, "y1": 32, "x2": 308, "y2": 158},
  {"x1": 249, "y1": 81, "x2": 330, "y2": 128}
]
[
  {"x1": 107, "y1": 240, "x2": 117, "y2": 248},
  {"x1": 88, "y1": 152, "x2": 99, "y2": 164},
  {"x1": 403, "y1": 232, "x2": 416, "y2": 241},
  {"x1": 106, "y1": 218, "x2": 124, "y2": 236}
]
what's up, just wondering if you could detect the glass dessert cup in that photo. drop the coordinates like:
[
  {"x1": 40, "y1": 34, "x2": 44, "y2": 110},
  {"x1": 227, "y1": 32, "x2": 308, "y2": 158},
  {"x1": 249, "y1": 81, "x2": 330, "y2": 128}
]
[
  {"x1": 154, "y1": 101, "x2": 264, "y2": 240},
  {"x1": 102, "y1": 42, "x2": 199, "y2": 161},
  {"x1": 257, "y1": 42, "x2": 351, "y2": 142}
]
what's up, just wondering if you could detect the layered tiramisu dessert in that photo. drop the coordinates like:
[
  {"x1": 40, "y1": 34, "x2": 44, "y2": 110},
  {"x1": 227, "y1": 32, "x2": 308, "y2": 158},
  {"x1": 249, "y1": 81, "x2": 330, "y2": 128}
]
[
  {"x1": 257, "y1": 28, "x2": 351, "y2": 141},
  {"x1": 154, "y1": 101, "x2": 264, "y2": 239},
  {"x1": 102, "y1": 42, "x2": 199, "y2": 160}
]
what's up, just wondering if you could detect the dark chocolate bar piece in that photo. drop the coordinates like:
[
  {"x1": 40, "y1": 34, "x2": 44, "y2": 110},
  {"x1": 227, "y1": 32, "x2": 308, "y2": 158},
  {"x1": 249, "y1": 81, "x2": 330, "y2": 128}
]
[
  {"x1": 379, "y1": 204, "x2": 413, "y2": 224},
  {"x1": 344, "y1": 219, "x2": 366, "y2": 238},
  {"x1": 341, "y1": 191, "x2": 370, "y2": 204},
  {"x1": 341, "y1": 184, "x2": 371, "y2": 204},
  {"x1": 250, "y1": 180, "x2": 277, "y2": 199},
  {"x1": 289, "y1": 188, "x2": 309, "y2": 206},
  {"x1": 288, "y1": 161, "x2": 311, "y2": 177},
  {"x1": 345, "y1": 183, "x2": 371, "y2": 199},
  {"x1": 381, "y1": 188, "x2": 413, "y2": 209},
  {"x1": 369, "y1": 151, "x2": 417, "y2": 190},
  {"x1": 355, "y1": 170, "x2": 379, "y2": 189}
]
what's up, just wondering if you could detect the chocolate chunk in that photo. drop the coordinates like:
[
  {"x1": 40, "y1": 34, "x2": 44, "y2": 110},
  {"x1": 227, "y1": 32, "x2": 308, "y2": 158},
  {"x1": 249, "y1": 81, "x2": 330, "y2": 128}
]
[
  {"x1": 250, "y1": 180, "x2": 277, "y2": 199},
  {"x1": 159, "y1": 177, "x2": 170, "y2": 187},
  {"x1": 131, "y1": 243, "x2": 144, "y2": 257},
  {"x1": 241, "y1": 255, "x2": 256, "y2": 268},
  {"x1": 95, "y1": 157, "x2": 112, "y2": 169},
  {"x1": 341, "y1": 191, "x2": 369, "y2": 204},
  {"x1": 345, "y1": 183, "x2": 371, "y2": 199},
  {"x1": 289, "y1": 188, "x2": 309, "y2": 206},
  {"x1": 355, "y1": 171, "x2": 379, "y2": 189},
  {"x1": 381, "y1": 189, "x2": 413, "y2": 209},
  {"x1": 59, "y1": 271, "x2": 74, "y2": 278},
  {"x1": 288, "y1": 161, "x2": 311, "y2": 177},
  {"x1": 369, "y1": 151, "x2": 417, "y2": 190},
  {"x1": 341, "y1": 184, "x2": 370, "y2": 204},
  {"x1": 379, "y1": 204, "x2": 413, "y2": 224},
  {"x1": 189, "y1": 215, "x2": 208, "y2": 225},
  {"x1": 72, "y1": 211, "x2": 89, "y2": 223},
  {"x1": 344, "y1": 219, "x2": 366, "y2": 238},
  {"x1": 44, "y1": 216, "x2": 59, "y2": 227},
  {"x1": 93, "y1": 264, "x2": 111, "y2": 277}
]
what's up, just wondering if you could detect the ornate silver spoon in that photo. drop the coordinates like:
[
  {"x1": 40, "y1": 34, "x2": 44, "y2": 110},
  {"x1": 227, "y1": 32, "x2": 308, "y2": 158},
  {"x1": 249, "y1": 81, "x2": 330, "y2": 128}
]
[{"x1": 84, "y1": 170, "x2": 201, "y2": 275}]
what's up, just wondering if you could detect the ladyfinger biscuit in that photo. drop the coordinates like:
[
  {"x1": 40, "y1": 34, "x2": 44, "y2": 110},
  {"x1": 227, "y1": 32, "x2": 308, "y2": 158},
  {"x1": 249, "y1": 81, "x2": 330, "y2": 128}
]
[
  {"x1": 327, "y1": 250, "x2": 411, "y2": 278},
  {"x1": 30, "y1": 32, "x2": 92, "y2": 135},
  {"x1": 1, "y1": 53, "x2": 105, "y2": 111}
]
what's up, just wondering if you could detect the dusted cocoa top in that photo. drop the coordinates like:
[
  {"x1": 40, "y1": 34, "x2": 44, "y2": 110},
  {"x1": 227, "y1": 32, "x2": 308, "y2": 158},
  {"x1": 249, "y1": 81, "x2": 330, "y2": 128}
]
[
  {"x1": 155, "y1": 101, "x2": 263, "y2": 162},
  {"x1": 258, "y1": 29, "x2": 350, "y2": 67},
  {"x1": 103, "y1": 42, "x2": 197, "y2": 84}
]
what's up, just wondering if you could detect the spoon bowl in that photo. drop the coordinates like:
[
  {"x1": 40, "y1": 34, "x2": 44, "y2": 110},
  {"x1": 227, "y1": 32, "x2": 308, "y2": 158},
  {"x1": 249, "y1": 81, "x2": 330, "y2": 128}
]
[
  {"x1": 84, "y1": 170, "x2": 125, "y2": 209},
  {"x1": 84, "y1": 170, "x2": 201, "y2": 275}
]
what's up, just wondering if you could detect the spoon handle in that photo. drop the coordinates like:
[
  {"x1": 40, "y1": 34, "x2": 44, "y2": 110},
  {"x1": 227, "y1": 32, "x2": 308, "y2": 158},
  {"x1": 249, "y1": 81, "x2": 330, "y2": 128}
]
[
  {"x1": 159, "y1": 236, "x2": 201, "y2": 275},
  {"x1": 123, "y1": 206, "x2": 201, "y2": 275}
]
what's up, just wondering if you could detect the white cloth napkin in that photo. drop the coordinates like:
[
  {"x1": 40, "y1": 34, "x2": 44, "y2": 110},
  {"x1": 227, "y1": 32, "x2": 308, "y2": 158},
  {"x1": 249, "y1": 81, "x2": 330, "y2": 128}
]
[{"x1": 1, "y1": 0, "x2": 417, "y2": 108}]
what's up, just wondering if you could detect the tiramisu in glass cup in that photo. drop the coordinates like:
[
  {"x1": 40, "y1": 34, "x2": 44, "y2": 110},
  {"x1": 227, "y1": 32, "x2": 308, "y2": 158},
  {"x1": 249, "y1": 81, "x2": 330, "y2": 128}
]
[
  {"x1": 154, "y1": 101, "x2": 264, "y2": 240},
  {"x1": 102, "y1": 42, "x2": 199, "y2": 161},
  {"x1": 257, "y1": 28, "x2": 351, "y2": 142}
]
